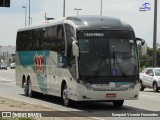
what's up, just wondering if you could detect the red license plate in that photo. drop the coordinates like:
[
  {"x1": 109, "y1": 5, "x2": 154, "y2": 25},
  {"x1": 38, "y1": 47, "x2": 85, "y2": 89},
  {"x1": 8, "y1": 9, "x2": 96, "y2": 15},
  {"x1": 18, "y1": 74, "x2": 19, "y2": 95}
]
[{"x1": 106, "y1": 93, "x2": 116, "y2": 98}]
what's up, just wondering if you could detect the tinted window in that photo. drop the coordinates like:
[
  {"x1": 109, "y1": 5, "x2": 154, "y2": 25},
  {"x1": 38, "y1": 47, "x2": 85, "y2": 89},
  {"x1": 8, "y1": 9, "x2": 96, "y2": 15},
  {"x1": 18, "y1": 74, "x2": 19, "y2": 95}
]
[
  {"x1": 146, "y1": 69, "x2": 153, "y2": 75},
  {"x1": 16, "y1": 24, "x2": 65, "y2": 53}
]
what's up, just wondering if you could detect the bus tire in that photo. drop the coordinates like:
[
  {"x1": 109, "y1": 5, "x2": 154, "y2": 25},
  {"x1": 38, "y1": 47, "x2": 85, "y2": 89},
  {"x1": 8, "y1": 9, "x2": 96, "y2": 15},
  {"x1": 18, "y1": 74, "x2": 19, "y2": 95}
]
[
  {"x1": 28, "y1": 79, "x2": 35, "y2": 98},
  {"x1": 24, "y1": 82, "x2": 28, "y2": 96},
  {"x1": 113, "y1": 100, "x2": 124, "y2": 107},
  {"x1": 62, "y1": 84, "x2": 71, "y2": 107}
]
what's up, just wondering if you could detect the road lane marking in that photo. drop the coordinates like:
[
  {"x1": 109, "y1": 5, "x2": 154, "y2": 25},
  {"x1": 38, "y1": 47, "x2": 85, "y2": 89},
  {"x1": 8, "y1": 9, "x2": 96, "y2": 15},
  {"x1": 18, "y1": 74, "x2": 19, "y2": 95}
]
[
  {"x1": 0, "y1": 78, "x2": 11, "y2": 82},
  {"x1": 0, "y1": 70, "x2": 15, "y2": 74},
  {"x1": 0, "y1": 78, "x2": 15, "y2": 83}
]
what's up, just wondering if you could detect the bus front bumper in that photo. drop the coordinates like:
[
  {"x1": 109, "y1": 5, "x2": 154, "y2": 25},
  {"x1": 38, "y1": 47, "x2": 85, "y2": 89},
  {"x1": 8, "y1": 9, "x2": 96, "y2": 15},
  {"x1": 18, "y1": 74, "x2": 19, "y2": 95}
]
[{"x1": 70, "y1": 83, "x2": 139, "y2": 101}]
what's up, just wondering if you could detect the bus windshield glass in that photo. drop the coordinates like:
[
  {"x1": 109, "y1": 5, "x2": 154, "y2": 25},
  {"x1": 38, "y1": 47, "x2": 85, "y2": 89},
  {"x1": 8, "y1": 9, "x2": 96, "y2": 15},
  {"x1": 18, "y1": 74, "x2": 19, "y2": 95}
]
[{"x1": 78, "y1": 30, "x2": 138, "y2": 77}]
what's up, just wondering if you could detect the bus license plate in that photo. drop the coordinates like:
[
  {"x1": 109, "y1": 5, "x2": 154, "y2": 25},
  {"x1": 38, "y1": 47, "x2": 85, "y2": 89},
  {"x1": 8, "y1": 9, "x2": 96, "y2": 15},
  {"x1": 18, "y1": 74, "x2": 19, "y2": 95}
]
[{"x1": 106, "y1": 93, "x2": 116, "y2": 98}]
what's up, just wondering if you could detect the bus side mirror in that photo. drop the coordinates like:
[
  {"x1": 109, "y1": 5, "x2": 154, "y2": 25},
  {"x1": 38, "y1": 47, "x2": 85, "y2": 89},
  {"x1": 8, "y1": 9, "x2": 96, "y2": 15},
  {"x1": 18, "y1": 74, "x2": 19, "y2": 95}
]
[
  {"x1": 136, "y1": 37, "x2": 145, "y2": 46},
  {"x1": 136, "y1": 37, "x2": 147, "y2": 56},
  {"x1": 72, "y1": 37, "x2": 79, "y2": 57}
]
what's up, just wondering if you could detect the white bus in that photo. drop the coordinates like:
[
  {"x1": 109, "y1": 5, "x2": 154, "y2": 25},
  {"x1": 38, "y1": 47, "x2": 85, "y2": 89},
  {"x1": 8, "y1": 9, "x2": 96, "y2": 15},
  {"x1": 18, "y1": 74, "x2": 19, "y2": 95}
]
[{"x1": 16, "y1": 16, "x2": 144, "y2": 107}]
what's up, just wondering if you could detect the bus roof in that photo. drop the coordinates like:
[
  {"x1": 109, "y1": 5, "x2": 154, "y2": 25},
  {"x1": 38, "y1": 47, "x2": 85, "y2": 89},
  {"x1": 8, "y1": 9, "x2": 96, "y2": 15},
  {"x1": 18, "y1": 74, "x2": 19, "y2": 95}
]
[
  {"x1": 18, "y1": 15, "x2": 133, "y2": 32},
  {"x1": 18, "y1": 18, "x2": 65, "y2": 32},
  {"x1": 66, "y1": 15, "x2": 133, "y2": 30}
]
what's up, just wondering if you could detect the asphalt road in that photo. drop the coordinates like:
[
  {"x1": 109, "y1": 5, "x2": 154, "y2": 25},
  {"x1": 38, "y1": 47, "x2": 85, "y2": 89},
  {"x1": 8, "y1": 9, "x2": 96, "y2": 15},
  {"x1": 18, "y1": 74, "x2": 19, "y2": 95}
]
[{"x1": 0, "y1": 68, "x2": 160, "y2": 120}]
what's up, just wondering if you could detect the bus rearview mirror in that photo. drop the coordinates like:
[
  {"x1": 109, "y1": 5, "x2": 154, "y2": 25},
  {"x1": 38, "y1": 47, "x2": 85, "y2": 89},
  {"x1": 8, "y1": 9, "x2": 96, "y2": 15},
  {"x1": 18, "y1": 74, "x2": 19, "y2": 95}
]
[
  {"x1": 136, "y1": 38, "x2": 147, "y2": 55},
  {"x1": 136, "y1": 38, "x2": 145, "y2": 46}
]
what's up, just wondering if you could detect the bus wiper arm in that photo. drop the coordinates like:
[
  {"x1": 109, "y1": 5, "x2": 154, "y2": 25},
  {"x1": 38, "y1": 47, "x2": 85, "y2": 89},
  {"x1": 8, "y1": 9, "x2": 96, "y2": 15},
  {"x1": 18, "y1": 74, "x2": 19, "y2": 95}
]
[{"x1": 94, "y1": 50, "x2": 107, "y2": 76}]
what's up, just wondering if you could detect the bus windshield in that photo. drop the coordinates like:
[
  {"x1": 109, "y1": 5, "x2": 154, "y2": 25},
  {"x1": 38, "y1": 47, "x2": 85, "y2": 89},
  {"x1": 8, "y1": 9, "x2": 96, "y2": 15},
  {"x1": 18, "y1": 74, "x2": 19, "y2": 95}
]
[{"x1": 78, "y1": 30, "x2": 138, "y2": 78}]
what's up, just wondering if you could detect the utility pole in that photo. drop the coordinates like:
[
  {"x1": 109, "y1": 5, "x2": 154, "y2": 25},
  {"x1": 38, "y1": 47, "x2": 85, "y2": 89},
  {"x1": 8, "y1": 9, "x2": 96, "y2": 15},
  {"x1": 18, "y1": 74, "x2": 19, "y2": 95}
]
[
  {"x1": 22, "y1": 6, "x2": 27, "y2": 26},
  {"x1": 100, "y1": 0, "x2": 102, "y2": 16},
  {"x1": 29, "y1": 0, "x2": 31, "y2": 25},
  {"x1": 63, "y1": 0, "x2": 65, "y2": 17},
  {"x1": 152, "y1": 0, "x2": 158, "y2": 67}
]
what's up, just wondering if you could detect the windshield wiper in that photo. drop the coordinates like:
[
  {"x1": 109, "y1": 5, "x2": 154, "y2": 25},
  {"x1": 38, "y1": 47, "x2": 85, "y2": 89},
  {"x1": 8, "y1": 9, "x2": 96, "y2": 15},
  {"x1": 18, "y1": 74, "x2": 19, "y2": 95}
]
[
  {"x1": 94, "y1": 50, "x2": 107, "y2": 76},
  {"x1": 112, "y1": 48, "x2": 127, "y2": 79}
]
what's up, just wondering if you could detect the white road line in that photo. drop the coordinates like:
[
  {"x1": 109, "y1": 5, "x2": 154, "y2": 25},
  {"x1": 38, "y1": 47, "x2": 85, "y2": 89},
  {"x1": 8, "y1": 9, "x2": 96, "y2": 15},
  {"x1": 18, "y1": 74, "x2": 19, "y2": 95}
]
[
  {"x1": 0, "y1": 78, "x2": 11, "y2": 82},
  {"x1": 91, "y1": 117, "x2": 105, "y2": 120},
  {"x1": 0, "y1": 78, "x2": 15, "y2": 83},
  {"x1": 0, "y1": 71, "x2": 15, "y2": 75}
]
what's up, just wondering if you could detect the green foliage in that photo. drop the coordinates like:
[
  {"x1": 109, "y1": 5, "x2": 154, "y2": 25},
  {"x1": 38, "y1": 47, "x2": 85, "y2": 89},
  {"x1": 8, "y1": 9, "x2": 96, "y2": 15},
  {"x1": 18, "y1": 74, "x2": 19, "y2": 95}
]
[
  {"x1": 0, "y1": 55, "x2": 3, "y2": 60},
  {"x1": 139, "y1": 65, "x2": 146, "y2": 72},
  {"x1": 147, "y1": 47, "x2": 153, "y2": 56},
  {"x1": 140, "y1": 47, "x2": 160, "y2": 68},
  {"x1": 156, "y1": 48, "x2": 160, "y2": 66},
  {"x1": 140, "y1": 47, "x2": 152, "y2": 68},
  {"x1": 140, "y1": 54, "x2": 152, "y2": 67}
]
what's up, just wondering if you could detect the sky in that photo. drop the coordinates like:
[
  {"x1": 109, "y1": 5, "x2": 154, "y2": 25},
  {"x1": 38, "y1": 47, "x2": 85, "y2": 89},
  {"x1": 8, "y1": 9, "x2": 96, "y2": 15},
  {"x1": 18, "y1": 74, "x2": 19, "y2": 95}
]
[{"x1": 0, "y1": 0, "x2": 159, "y2": 47}]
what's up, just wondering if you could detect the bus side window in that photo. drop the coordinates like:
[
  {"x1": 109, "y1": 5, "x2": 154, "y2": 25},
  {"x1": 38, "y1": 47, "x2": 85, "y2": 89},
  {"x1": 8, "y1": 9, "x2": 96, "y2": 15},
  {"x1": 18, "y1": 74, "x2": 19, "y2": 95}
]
[{"x1": 43, "y1": 25, "x2": 65, "y2": 53}]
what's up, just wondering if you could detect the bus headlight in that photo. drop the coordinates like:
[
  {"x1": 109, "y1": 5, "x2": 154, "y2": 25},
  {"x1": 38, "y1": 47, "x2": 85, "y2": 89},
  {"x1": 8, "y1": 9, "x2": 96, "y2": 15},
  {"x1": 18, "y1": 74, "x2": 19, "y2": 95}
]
[
  {"x1": 79, "y1": 81, "x2": 93, "y2": 90},
  {"x1": 86, "y1": 83, "x2": 92, "y2": 90}
]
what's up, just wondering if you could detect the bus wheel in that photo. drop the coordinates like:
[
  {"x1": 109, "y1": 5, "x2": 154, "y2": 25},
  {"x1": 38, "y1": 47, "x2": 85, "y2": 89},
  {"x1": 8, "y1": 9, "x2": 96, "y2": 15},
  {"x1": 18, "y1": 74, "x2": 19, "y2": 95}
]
[
  {"x1": 24, "y1": 82, "x2": 28, "y2": 96},
  {"x1": 62, "y1": 84, "x2": 71, "y2": 107},
  {"x1": 28, "y1": 79, "x2": 35, "y2": 98},
  {"x1": 113, "y1": 100, "x2": 124, "y2": 107}
]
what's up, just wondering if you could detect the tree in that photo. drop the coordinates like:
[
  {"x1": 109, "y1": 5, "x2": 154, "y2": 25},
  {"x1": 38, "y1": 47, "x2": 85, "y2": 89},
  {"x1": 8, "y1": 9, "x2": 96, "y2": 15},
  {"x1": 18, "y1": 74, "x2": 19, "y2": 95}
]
[
  {"x1": 0, "y1": 55, "x2": 3, "y2": 62},
  {"x1": 156, "y1": 48, "x2": 160, "y2": 66},
  {"x1": 140, "y1": 46, "x2": 160, "y2": 69},
  {"x1": 140, "y1": 47, "x2": 152, "y2": 68}
]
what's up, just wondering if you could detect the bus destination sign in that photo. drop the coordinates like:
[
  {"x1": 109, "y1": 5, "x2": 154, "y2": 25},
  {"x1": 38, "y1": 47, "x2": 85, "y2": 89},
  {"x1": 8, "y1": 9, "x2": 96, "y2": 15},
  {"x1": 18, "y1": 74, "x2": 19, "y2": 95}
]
[{"x1": 84, "y1": 33, "x2": 104, "y2": 37}]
